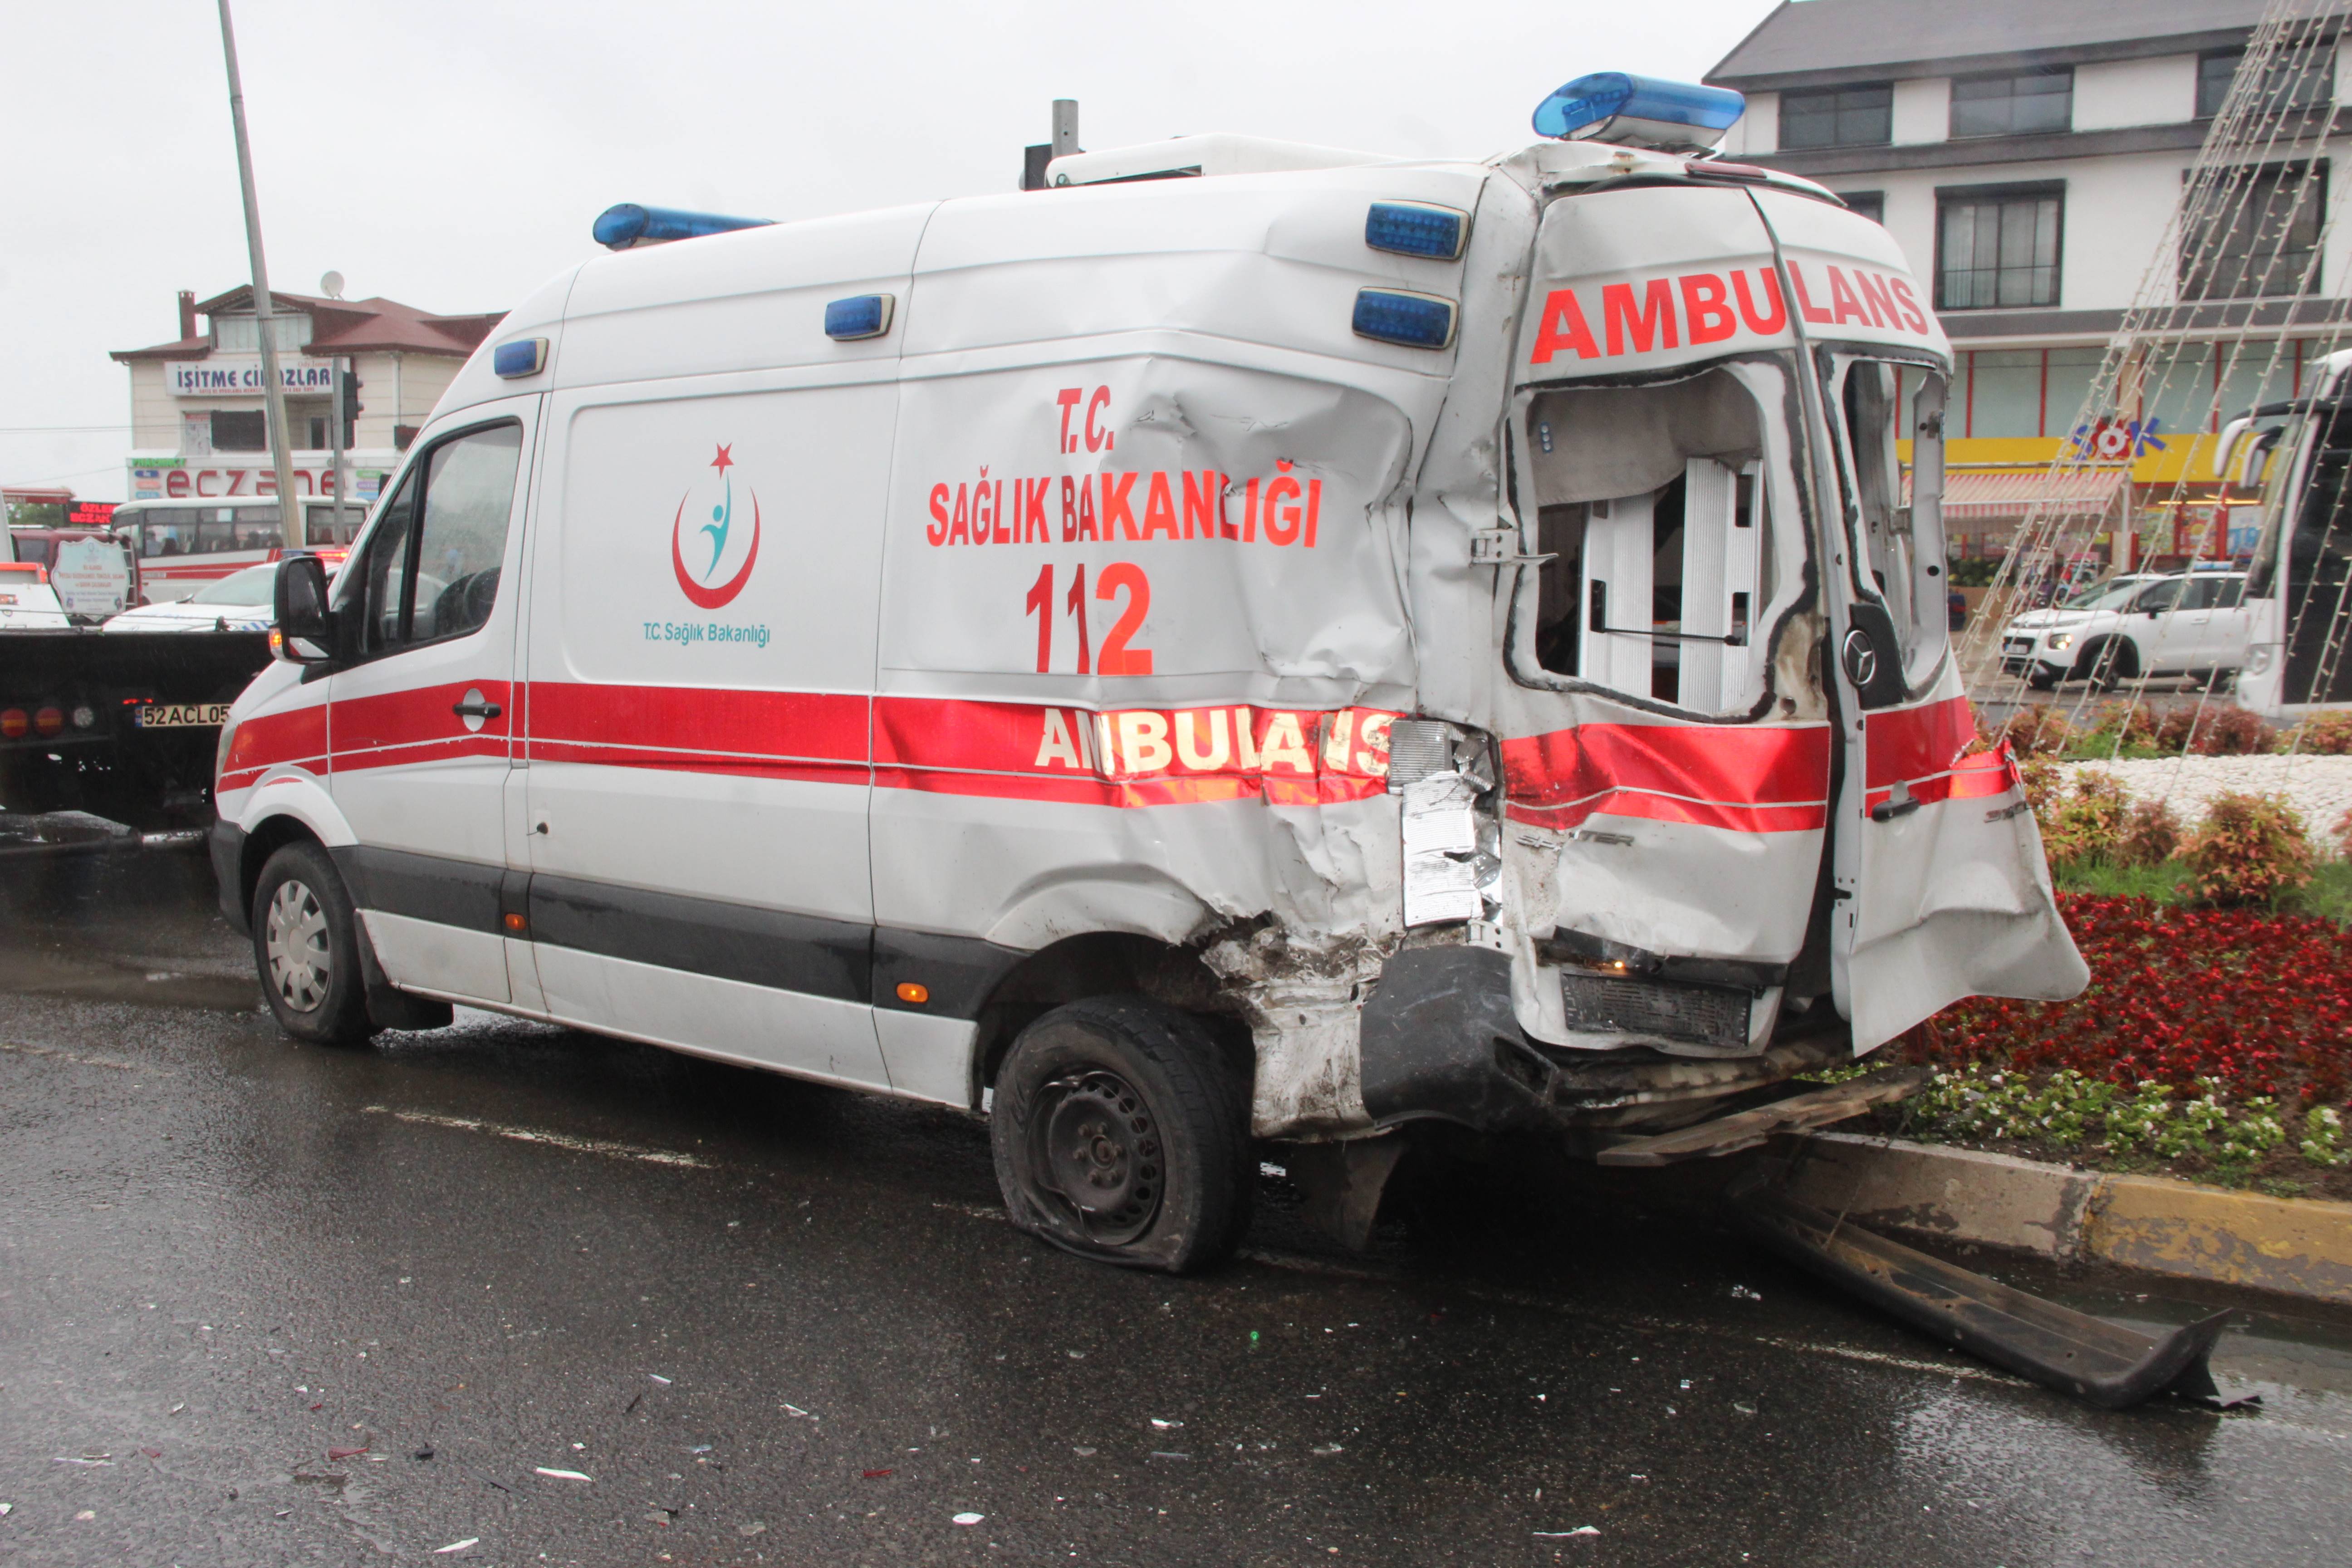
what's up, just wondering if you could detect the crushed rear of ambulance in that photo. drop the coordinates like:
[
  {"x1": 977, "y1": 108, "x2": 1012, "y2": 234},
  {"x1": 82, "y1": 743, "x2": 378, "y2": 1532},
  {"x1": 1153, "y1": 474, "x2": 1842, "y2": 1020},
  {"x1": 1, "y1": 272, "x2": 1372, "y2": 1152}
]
[{"x1": 1006, "y1": 142, "x2": 2094, "y2": 1174}]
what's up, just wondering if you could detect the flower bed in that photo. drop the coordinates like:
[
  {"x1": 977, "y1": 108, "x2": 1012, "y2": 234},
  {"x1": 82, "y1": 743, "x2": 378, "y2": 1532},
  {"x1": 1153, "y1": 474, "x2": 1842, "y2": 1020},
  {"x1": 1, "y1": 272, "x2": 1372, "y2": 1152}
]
[{"x1": 1867, "y1": 892, "x2": 2352, "y2": 1198}]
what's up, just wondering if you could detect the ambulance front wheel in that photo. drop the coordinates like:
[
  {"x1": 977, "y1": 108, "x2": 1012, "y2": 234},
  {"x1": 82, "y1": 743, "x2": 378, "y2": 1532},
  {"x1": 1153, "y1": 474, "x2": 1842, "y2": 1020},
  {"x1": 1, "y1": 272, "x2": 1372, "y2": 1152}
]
[
  {"x1": 251, "y1": 841, "x2": 377, "y2": 1049},
  {"x1": 990, "y1": 996, "x2": 1251, "y2": 1274}
]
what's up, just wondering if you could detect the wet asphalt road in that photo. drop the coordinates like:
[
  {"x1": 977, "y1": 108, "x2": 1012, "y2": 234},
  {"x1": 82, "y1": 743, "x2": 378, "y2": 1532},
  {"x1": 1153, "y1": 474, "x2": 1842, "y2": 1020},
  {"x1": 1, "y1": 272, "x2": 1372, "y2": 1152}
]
[{"x1": 5, "y1": 850, "x2": 2352, "y2": 1567}]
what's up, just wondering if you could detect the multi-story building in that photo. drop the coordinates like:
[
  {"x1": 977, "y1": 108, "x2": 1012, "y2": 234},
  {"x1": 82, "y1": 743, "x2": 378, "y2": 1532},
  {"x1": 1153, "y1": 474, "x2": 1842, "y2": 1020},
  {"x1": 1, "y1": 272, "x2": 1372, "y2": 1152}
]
[
  {"x1": 108, "y1": 286, "x2": 503, "y2": 507},
  {"x1": 1710, "y1": 0, "x2": 2352, "y2": 568}
]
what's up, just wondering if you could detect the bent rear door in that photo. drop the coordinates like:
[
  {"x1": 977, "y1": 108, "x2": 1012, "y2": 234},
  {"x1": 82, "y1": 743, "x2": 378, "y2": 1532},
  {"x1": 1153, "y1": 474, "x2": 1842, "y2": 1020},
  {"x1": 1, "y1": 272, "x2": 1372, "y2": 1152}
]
[
  {"x1": 1496, "y1": 183, "x2": 1834, "y2": 1057},
  {"x1": 1750, "y1": 190, "x2": 2087, "y2": 1047}
]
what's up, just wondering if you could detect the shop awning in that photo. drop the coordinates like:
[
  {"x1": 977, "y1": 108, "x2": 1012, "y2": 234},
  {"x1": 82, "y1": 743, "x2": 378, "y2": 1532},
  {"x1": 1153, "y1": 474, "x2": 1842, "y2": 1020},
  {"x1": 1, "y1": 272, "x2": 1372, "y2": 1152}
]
[{"x1": 1929, "y1": 468, "x2": 2131, "y2": 521}]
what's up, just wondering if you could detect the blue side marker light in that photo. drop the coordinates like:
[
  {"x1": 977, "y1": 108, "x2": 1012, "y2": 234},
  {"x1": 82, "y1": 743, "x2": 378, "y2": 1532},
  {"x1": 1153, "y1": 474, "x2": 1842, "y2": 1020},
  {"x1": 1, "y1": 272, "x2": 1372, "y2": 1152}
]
[
  {"x1": 824, "y1": 294, "x2": 895, "y2": 341},
  {"x1": 592, "y1": 203, "x2": 774, "y2": 251},
  {"x1": 491, "y1": 338, "x2": 548, "y2": 378},
  {"x1": 1532, "y1": 72, "x2": 1746, "y2": 152},
  {"x1": 1352, "y1": 289, "x2": 1457, "y2": 350},
  {"x1": 1365, "y1": 201, "x2": 1468, "y2": 260}
]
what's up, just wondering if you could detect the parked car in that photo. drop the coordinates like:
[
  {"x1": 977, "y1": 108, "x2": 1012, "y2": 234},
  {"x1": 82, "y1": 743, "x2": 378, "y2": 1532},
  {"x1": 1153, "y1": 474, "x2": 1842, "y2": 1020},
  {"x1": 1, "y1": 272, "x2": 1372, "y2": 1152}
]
[
  {"x1": 101, "y1": 563, "x2": 279, "y2": 632},
  {"x1": 1999, "y1": 568, "x2": 2249, "y2": 690},
  {"x1": 0, "y1": 561, "x2": 73, "y2": 629}
]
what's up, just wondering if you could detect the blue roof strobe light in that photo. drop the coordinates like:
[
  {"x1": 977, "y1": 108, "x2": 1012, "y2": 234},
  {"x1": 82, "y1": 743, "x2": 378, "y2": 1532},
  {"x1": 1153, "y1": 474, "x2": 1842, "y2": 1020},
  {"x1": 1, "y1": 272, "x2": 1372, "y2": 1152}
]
[
  {"x1": 1532, "y1": 72, "x2": 1746, "y2": 153},
  {"x1": 1352, "y1": 289, "x2": 1457, "y2": 350},
  {"x1": 823, "y1": 294, "x2": 895, "y2": 341},
  {"x1": 592, "y1": 203, "x2": 775, "y2": 251},
  {"x1": 1364, "y1": 201, "x2": 1468, "y2": 260},
  {"x1": 492, "y1": 338, "x2": 548, "y2": 378}
]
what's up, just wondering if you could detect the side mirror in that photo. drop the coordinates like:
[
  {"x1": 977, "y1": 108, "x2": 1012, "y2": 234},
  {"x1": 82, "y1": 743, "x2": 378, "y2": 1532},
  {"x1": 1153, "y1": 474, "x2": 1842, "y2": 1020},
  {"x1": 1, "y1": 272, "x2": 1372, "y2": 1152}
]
[{"x1": 274, "y1": 553, "x2": 333, "y2": 663}]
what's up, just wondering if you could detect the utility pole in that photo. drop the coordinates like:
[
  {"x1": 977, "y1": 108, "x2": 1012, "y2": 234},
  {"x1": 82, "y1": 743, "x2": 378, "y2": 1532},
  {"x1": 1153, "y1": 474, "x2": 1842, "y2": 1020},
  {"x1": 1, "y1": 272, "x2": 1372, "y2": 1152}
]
[
  {"x1": 329, "y1": 355, "x2": 349, "y2": 542},
  {"x1": 215, "y1": 0, "x2": 301, "y2": 547}
]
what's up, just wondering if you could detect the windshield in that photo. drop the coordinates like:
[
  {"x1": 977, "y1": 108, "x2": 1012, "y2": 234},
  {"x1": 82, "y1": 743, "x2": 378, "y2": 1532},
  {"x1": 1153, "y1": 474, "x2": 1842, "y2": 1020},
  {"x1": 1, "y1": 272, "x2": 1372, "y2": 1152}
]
[
  {"x1": 189, "y1": 564, "x2": 279, "y2": 606},
  {"x1": 2062, "y1": 577, "x2": 2153, "y2": 612}
]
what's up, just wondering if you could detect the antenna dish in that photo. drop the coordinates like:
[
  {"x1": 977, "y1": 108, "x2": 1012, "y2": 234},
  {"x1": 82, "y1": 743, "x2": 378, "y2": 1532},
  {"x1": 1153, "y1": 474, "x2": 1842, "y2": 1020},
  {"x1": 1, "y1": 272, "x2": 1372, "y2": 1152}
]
[{"x1": 320, "y1": 270, "x2": 345, "y2": 299}]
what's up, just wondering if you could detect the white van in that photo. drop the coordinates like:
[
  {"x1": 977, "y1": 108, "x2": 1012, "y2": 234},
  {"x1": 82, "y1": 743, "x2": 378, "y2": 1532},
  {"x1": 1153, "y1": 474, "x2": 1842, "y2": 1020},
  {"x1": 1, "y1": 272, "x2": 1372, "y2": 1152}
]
[{"x1": 211, "y1": 87, "x2": 2084, "y2": 1269}]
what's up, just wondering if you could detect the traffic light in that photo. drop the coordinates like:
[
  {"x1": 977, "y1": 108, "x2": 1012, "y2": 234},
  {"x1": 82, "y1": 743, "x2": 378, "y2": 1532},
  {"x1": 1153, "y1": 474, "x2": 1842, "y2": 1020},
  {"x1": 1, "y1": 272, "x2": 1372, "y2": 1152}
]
[{"x1": 340, "y1": 370, "x2": 362, "y2": 447}]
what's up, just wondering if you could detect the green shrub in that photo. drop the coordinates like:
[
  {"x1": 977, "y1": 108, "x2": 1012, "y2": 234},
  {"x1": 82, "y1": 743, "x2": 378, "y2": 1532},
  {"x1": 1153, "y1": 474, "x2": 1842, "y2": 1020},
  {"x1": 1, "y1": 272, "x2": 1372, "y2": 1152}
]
[
  {"x1": 2284, "y1": 710, "x2": 2352, "y2": 755},
  {"x1": 2043, "y1": 771, "x2": 2131, "y2": 867},
  {"x1": 2180, "y1": 791, "x2": 2313, "y2": 905},
  {"x1": 2115, "y1": 797, "x2": 2181, "y2": 868},
  {"x1": 2000, "y1": 704, "x2": 2076, "y2": 757},
  {"x1": 2156, "y1": 705, "x2": 2280, "y2": 756}
]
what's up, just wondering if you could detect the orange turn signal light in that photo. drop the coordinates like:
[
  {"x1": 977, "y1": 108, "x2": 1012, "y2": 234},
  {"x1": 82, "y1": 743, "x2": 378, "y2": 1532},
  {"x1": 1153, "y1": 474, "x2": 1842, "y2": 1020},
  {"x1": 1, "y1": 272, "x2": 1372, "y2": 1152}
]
[
  {"x1": 502, "y1": 911, "x2": 527, "y2": 933},
  {"x1": 895, "y1": 981, "x2": 930, "y2": 1005}
]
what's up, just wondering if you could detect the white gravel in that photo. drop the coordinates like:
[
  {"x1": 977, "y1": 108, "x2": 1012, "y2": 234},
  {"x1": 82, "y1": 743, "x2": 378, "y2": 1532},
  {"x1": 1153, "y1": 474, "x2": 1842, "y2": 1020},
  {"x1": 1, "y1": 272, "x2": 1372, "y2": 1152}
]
[{"x1": 2053, "y1": 753, "x2": 2352, "y2": 836}]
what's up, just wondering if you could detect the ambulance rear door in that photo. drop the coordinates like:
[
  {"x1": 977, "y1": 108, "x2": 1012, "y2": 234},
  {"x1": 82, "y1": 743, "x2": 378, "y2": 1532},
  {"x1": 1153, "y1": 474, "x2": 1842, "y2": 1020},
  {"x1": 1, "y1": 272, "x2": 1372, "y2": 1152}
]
[
  {"x1": 1749, "y1": 189, "x2": 2086, "y2": 1048},
  {"x1": 1498, "y1": 182, "x2": 1833, "y2": 1058}
]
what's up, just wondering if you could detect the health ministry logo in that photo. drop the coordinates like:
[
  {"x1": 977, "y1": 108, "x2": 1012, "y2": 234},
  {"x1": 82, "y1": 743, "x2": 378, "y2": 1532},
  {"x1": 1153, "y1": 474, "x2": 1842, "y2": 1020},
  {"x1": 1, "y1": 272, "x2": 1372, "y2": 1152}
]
[{"x1": 670, "y1": 443, "x2": 762, "y2": 608}]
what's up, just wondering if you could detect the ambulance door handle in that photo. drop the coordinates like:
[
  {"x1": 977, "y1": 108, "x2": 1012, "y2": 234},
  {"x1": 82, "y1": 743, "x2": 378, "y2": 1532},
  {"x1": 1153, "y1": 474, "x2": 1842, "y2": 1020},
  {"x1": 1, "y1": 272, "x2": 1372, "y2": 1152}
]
[{"x1": 452, "y1": 688, "x2": 503, "y2": 734}]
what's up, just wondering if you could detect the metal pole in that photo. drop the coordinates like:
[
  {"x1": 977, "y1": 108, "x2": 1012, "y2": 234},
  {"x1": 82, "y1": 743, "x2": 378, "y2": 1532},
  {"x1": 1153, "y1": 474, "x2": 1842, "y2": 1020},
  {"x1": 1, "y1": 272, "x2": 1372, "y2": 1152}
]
[
  {"x1": 215, "y1": 0, "x2": 301, "y2": 548},
  {"x1": 329, "y1": 354, "x2": 349, "y2": 543}
]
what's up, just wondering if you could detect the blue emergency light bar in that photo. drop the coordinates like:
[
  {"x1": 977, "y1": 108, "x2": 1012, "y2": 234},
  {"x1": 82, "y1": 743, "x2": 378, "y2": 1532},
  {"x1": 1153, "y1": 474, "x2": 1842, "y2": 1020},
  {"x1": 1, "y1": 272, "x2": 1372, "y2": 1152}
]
[
  {"x1": 1532, "y1": 72, "x2": 1745, "y2": 152},
  {"x1": 593, "y1": 203, "x2": 775, "y2": 251}
]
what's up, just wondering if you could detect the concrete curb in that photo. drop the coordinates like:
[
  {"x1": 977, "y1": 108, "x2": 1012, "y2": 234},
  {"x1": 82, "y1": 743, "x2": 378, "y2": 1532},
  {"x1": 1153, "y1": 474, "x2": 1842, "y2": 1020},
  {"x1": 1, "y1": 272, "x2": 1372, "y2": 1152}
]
[{"x1": 1782, "y1": 1131, "x2": 2352, "y2": 1307}]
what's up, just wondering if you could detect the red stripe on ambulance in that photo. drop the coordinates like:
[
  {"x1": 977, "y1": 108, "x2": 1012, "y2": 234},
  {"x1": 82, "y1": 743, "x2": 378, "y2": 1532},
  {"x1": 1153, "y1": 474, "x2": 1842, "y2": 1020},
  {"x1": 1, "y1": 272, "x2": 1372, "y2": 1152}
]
[{"x1": 1500, "y1": 722, "x2": 1833, "y2": 833}]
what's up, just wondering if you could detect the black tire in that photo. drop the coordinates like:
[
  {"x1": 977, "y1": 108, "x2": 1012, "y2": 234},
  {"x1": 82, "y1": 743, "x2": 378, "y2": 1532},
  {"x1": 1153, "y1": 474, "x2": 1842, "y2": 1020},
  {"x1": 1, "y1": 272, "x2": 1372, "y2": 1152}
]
[
  {"x1": 2026, "y1": 668, "x2": 2058, "y2": 691},
  {"x1": 2078, "y1": 637, "x2": 2137, "y2": 692},
  {"x1": 250, "y1": 840, "x2": 376, "y2": 1047},
  {"x1": 990, "y1": 996, "x2": 1250, "y2": 1274}
]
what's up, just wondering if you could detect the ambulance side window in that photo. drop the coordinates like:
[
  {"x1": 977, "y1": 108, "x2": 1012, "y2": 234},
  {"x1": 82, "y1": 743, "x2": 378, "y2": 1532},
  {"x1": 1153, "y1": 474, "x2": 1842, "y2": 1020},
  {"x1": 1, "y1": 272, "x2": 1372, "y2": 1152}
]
[
  {"x1": 358, "y1": 474, "x2": 418, "y2": 654},
  {"x1": 412, "y1": 425, "x2": 521, "y2": 643},
  {"x1": 350, "y1": 421, "x2": 522, "y2": 657}
]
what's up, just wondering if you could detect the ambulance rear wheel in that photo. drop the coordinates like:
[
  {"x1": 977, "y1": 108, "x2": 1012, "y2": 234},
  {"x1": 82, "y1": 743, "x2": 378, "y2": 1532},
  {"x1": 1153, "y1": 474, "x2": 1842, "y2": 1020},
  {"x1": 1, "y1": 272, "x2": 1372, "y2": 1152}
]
[
  {"x1": 251, "y1": 841, "x2": 376, "y2": 1048},
  {"x1": 991, "y1": 996, "x2": 1250, "y2": 1274}
]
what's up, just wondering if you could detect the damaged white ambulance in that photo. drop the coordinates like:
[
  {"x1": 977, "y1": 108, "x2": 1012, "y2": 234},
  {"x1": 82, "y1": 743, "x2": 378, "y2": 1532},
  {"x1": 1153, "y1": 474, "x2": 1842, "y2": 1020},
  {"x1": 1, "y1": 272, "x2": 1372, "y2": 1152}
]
[{"x1": 214, "y1": 74, "x2": 2085, "y2": 1270}]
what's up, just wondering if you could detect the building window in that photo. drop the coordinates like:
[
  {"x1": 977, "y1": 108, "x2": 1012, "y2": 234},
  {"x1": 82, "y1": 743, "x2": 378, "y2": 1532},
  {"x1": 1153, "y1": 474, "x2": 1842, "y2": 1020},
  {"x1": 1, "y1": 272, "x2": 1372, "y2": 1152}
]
[
  {"x1": 1779, "y1": 83, "x2": 1893, "y2": 149},
  {"x1": 2197, "y1": 46, "x2": 2335, "y2": 119},
  {"x1": 1937, "y1": 185, "x2": 2063, "y2": 309},
  {"x1": 1839, "y1": 190, "x2": 1886, "y2": 224},
  {"x1": 211, "y1": 313, "x2": 312, "y2": 354},
  {"x1": 210, "y1": 409, "x2": 268, "y2": 451},
  {"x1": 1950, "y1": 67, "x2": 2073, "y2": 137},
  {"x1": 2181, "y1": 161, "x2": 2327, "y2": 299}
]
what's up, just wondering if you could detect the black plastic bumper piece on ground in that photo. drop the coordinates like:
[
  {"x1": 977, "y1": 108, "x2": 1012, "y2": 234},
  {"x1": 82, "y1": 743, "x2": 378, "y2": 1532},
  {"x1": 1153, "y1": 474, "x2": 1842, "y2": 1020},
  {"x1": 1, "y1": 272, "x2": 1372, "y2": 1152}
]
[{"x1": 1726, "y1": 1168, "x2": 2232, "y2": 1410}]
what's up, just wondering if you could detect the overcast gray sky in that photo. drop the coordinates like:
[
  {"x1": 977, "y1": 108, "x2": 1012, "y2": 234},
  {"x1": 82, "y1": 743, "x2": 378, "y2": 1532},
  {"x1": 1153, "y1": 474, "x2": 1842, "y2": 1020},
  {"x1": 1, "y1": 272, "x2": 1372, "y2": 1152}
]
[{"x1": 0, "y1": 0, "x2": 1783, "y2": 500}]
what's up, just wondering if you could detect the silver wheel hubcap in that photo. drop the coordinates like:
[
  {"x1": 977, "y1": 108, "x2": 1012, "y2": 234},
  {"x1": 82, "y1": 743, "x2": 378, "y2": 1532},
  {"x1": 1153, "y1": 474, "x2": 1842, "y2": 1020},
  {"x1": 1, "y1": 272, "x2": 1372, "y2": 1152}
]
[{"x1": 265, "y1": 878, "x2": 333, "y2": 1014}]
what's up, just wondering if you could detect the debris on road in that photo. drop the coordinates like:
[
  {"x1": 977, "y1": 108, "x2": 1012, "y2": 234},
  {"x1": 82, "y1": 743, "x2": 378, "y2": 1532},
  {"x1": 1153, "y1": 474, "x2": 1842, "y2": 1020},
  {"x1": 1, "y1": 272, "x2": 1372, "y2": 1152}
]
[
  {"x1": 1311, "y1": 1443, "x2": 1343, "y2": 1455},
  {"x1": 953, "y1": 1512, "x2": 985, "y2": 1525},
  {"x1": 1150, "y1": 1418, "x2": 1182, "y2": 1430},
  {"x1": 328, "y1": 1446, "x2": 368, "y2": 1461},
  {"x1": 534, "y1": 1467, "x2": 593, "y2": 1481},
  {"x1": 862, "y1": 1469, "x2": 894, "y2": 1479},
  {"x1": 431, "y1": 1539, "x2": 479, "y2": 1555},
  {"x1": 53, "y1": 1456, "x2": 112, "y2": 1466},
  {"x1": 739, "y1": 1522, "x2": 766, "y2": 1536},
  {"x1": 1534, "y1": 1526, "x2": 1601, "y2": 1538}
]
